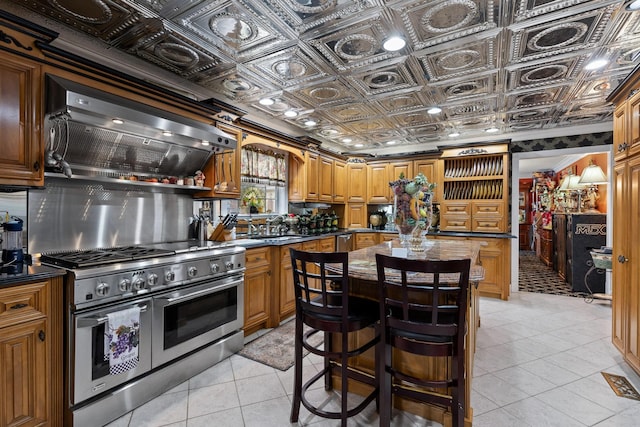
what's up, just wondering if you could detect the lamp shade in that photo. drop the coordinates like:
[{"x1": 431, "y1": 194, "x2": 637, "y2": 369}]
[
  {"x1": 578, "y1": 164, "x2": 608, "y2": 185},
  {"x1": 560, "y1": 175, "x2": 586, "y2": 190}
]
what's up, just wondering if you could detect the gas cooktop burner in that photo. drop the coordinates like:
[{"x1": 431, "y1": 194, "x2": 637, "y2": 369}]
[{"x1": 40, "y1": 246, "x2": 176, "y2": 269}]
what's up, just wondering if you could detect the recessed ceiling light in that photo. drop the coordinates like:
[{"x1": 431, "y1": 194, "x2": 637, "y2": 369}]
[
  {"x1": 201, "y1": 140, "x2": 209, "y2": 146},
  {"x1": 304, "y1": 119, "x2": 317, "y2": 126},
  {"x1": 485, "y1": 127, "x2": 500, "y2": 133},
  {"x1": 259, "y1": 97, "x2": 274, "y2": 106},
  {"x1": 585, "y1": 59, "x2": 609, "y2": 70},
  {"x1": 386, "y1": 140, "x2": 397, "y2": 145},
  {"x1": 342, "y1": 138, "x2": 352, "y2": 143},
  {"x1": 626, "y1": 0, "x2": 640, "y2": 11},
  {"x1": 112, "y1": 118, "x2": 124, "y2": 125},
  {"x1": 383, "y1": 36, "x2": 406, "y2": 52},
  {"x1": 162, "y1": 130, "x2": 173, "y2": 136},
  {"x1": 354, "y1": 143, "x2": 364, "y2": 148},
  {"x1": 448, "y1": 132, "x2": 460, "y2": 137},
  {"x1": 284, "y1": 110, "x2": 298, "y2": 117},
  {"x1": 427, "y1": 107, "x2": 442, "y2": 115},
  {"x1": 326, "y1": 129, "x2": 339, "y2": 135}
]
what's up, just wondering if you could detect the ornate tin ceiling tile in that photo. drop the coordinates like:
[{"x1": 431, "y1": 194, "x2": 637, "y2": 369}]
[
  {"x1": 259, "y1": 0, "x2": 379, "y2": 35},
  {"x1": 343, "y1": 117, "x2": 397, "y2": 134},
  {"x1": 443, "y1": 96, "x2": 498, "y2": 119},
  {"x1": 193, "y1": 66, "x2": 274, "y2": 101},
  {"x1": 13, "y1": 0, "x2": 138, "y2": 39},
  {"x1": 512, "y1": 0, "x2": 599, "y2": 22},
  {"x1": 565, "y1": 97, "x2": 614, "y2": 116},
  {"x1": 506, "y1": 55, "x2": 584, "y2": 90},
  {"x1": 288, "y1": 78, "x2": 363, "y2": 108},
  {"x1": 429, "y1": 72, "x2": 497, "y2": 102},
  {"x1": 508, "y1": 4, "x2": 617, "y2": 63},
  {"x1": 371, "y1": 91, "x2": 431, "y2": 114},
  {"x1": 415, "y1": 32, "x2": 498, "y2": 82},
  {"x1": 176, "y1": 0, "x2": 294, "y2": 61},
  {"x1": 390, "y1": 109, "x2": 441, "y2": 128},
  {"x1": 505, "y1": 86, "x2": 567, "y2": 110},
  {"x1": 307, "y1": 14, "x2": 400, "y2": 71},
  {"x1": 322, "y1": 102, "x2": 380, "y2": 123},
  {"x1": 244, "y1": 45, "x2": 333, "y2": 88},
  {"x1": 346, "y1": 59, "x2": 419, "y2": 96},
  {"x1": 396, "y1": 0, "x2": 499, "y2": 50}
]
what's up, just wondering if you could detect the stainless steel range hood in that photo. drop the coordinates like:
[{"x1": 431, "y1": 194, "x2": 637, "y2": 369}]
[{"x1": 45, "y1": 75, "x2": 236, "y2": 180}]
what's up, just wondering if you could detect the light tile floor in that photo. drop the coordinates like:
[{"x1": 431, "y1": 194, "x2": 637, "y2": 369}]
[{"x1": 105, "y1": 292, "x2": 640, "y2": 426}]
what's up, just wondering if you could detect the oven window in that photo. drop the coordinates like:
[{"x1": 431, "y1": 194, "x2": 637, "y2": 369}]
[
  {"x1": 163, "y1": 286, "x2": 237, "y2": 350},
  {"x1": 91, "y1": 323, "x2": 109, "y2": 380}
]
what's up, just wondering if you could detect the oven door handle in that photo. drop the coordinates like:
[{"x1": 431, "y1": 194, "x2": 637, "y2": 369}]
[
  {"x1": 156, "y1": 279, "x2": 241, "y2": 306},
  {"x1": 76, "y1": 304, "x2": 148, "y2": 328}
]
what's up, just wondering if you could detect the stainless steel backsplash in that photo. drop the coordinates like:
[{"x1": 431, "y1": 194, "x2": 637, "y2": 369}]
[{"x1": 28, "y1": 178, "x2": 192, "y2": 254}]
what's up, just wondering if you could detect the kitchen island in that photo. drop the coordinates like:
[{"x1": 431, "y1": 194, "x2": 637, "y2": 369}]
[{"x1": 334, "y1": 238, "x2": 484, "y2": 427}]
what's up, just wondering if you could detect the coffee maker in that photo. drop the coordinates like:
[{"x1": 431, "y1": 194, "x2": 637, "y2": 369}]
[{"x1": 2, "y1": 217, "x2": 24, "y2": 270}]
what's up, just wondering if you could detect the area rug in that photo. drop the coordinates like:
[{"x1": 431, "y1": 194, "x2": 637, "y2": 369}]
[
  {"x1": 519, "y1": 250, "x2": 588, "y2": 298},
  {"x1": 601, "y1": 372, "x2": 640, "y2": 401},
  {"x1": 238, "y1": 320, "x2": 323, "y2": 371}
]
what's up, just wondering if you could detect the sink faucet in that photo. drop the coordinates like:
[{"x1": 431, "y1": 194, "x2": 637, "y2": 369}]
[
  {"x1": 247, "y1": 218, "x2": 257, "y2": 236},
  {"x1": 266, "y1": 215, "x2": 286, "y2": 236}
]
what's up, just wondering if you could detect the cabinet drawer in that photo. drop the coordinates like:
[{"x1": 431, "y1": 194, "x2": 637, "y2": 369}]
[
  {"x1": 440, "y1": 215, "x2": 471, "y2": 231},
  {"x1": 472, "y1": 201, "x2": 504, "y2": 217},
  {"x1": 441, "y1": 202, "x2": 471, "y2": 215},
  {"x1": 0, "y1": 281, "x2": 48, "y2": 329},
  {"x1": 354, "y1": 233, "x2": 378, "y2": 249},
  {"x1": 472, "y1": 217, "x2": 505, "y2": 233},
  {"x1": 245, "y1": 247, "x2": 270, "y2": 267}
]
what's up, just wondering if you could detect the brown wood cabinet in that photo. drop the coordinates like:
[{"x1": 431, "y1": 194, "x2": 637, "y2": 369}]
[
  {"x1": 609, "y1": 69, "x2": 640, "y2": 375},
  {"x1": 243, "y1": 247, "x2": 271, "y2": 335},
  {"x1": 278, "y1": 243, "x2": 302, "y2": 321},
  {"x1": 319, "y1": 156, "x2": 334, "y2": 203},
  {"x1": 305, "y1": 151, "x2": 320, "y2": 202},
  {"x1": 353, "y1": 233, "x2": 378, "y2": 250},
  {"x1": 194, "y1": 123, "x2": 241, "y2": 198},
  {"x1": 366, "y1": 161, "x2": 413, "y2": 204},
  {"x1": 333, "y1": 159, "x2": 346, "y2": 203},
  {"x1": 345, "y1": 203, "x2": 367, "y2": 229},
  {"x1": 0, "y1": 276, "x2": 64, "y2": 427},
  {"x1": 413, "y1": 159, "x2": 438, "y2": 203},
  {"x1": 0, "y1": 50, "x2": 44, "y2": 187},
  {"x1": 347, "y1": 162, "x2": 367, "y2": 202},
  {"x1": 536, "y1": 228, "x2": 553, "y2": 267},
  {"x1": 288, "y1": 154, "x2": 306, "y2": 202}
]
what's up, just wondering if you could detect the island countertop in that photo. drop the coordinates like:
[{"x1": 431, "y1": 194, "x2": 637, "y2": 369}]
[{"x1": 346, "y1": 238, "x2": 485, "y2": 282}]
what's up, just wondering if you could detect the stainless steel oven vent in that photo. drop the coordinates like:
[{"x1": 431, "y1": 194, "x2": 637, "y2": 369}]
[{"x1": 45, "y1": 75, "x2": 236, "y2": 179}]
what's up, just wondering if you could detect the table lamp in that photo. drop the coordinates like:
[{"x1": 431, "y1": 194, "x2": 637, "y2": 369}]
[{"x1": 578, "y1": 161, "x2": 608, "y2": 212}]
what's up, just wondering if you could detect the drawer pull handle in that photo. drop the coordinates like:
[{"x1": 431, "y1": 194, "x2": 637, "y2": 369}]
[
  {"x1": 618, "y1": 255, "x2": 628, "y2": 264},
  {"x1": 39, "y1": 330, "x2": 45, "y2": 342},
  {"x1": 11, "y1": 303, "x2": 28, "y2": 310}
]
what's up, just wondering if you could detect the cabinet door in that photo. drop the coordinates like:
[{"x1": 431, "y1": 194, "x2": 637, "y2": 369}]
[
  {"x1": 305, "y1": 152, "x2": 319, "y2": 201},
  {"x1": 194, "y1": 124, "x2": 241, "y2": 198},
  {"x1": 319, "y1": 156, "x2": 334, "y2": 202},
  {"x1": 0, "y1": 319, "x2": 48, "y2": 426},
  {"x1": 345, "y1": 203, "x2": 367, "y2": 228},
  {"x1": 354, "y1": 233, "x2": 378, "y2": 250},
  {"x1": 279, "y1": 243, "x2": 302, "y2": 320},
  {"x1": 333, "y1": 160, "x2": 346, "y2": 203},
  {"x1": 288, "y1": 154, "x2": 306, "y2": 202},
  {"x1": 0, "y1": 52, "x2": 43, "y2": 187},
  {"x1": 629, "y1": 91, "x2": 640, "y2": 158},
  {"x1": 347, "y1": 163, "x2": 367, "y2": 202},
  {"x1": 614, "y1": 103, "x2": 629, "y2": 162},
  {"x1": 624, "y1": 157, "x2": 640, "y2": 372},
  {"x1": 476, "y1": 238, "x2": 510, "y2": 300},
  {"x1": 318, "y1": 237, "x2": 335, "y2": 252},
  {"x1": 414, "y1": 159, "x2": 438, "y2": 202},
  {"x1": 367, "y1": 163, "x2": 391, "y2": 204},
  {"x1": 244, "y1": 248, "x2": 271, "y2": 333},
  {"x1": 612, "y1": 161, "x2": 628, "y2": 353}
]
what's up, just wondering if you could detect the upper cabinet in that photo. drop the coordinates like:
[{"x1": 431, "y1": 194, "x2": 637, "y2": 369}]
[
  {"x1": 194, "y1": 124, "x2": 241, "y2": 198},
  {"x1": 0, "y1": 51, "x2": 44, "y2": 187},
  {"x1": 319, "y1": 156, "x2": 334, "y2": 203},
  {"x1": 413, "y1": 159, "x2": 439, "y2": 203},
  {"x1": 304, "y1": 151, "x2": 320, "y2": 202},
  {"x1": 332, "y1": 159, "x2": 346, "y2": 203},
  {"x1": 347, "y1": 162, "x2": 367, "y2": 202},
  {"x1": 367, "y1": 160, "x2": 413, "y2": 204},
  {"x1": 613, "y1": 89, "x2": 640, "y2": 161},
  {"x1": 438, "y1": 145, "x2": 509, "y2": 233}
]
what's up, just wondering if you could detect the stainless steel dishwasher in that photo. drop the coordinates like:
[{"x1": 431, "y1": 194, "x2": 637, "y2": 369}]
[{"x1": 336, "y1": 234, "x2": 352, "y2": 252}]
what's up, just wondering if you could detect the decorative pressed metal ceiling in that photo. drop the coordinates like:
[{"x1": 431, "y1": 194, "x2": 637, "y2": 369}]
[{"x1": 5, "y1": 0, "x2": 640, "y2": 156}]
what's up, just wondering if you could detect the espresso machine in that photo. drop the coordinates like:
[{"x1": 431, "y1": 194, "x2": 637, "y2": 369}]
[{"x1": 2, "y1": 217, "x2": 24, "y2": 271}]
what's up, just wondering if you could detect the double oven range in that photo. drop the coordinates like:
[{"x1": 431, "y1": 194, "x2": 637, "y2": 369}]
[{"x1": 40, "y1": 241, "x2": 246, "y2": 427}]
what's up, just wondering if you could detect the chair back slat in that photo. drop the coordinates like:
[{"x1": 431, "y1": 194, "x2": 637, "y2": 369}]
[
  {"x1": 375, "y1": 254, "x2": 471, "y2": 341},
  {"x1": 290, "y1": 249, "x2": 350, "y2": 319}
]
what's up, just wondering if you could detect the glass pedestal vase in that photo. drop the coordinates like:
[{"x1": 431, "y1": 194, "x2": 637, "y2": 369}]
[{"x1": 394, "y1": 193, "x2": 433, "y2": 253}]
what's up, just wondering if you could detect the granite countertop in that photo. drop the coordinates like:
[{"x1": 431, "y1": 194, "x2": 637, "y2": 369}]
[
  {"x1": 345, "y1": 239, "x2": 485, "y2": 283},
  {"x1": 0, "y1": 263, "x2": 67, "y2": 288}
]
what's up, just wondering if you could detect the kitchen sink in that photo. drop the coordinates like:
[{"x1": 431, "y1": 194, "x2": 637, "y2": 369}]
[{"x1": 250, "y1": 235, "x2": 303, "y2": 242}]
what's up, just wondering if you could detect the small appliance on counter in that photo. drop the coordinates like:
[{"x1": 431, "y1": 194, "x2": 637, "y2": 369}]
[
  {"x1": 2, "y1": 217, "x2": 25, "y2": 271},
  {"x1": 369, "y1": 211, "x2": 387, "y2": 230}
]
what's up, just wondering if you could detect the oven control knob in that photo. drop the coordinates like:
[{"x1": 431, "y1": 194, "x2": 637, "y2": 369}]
[
  {"x1": 225, "y1": 261, "x2": 234, "y2": 271},
  {"x1": 119, "y1": 278, "x2": 132, "y2": 292},
  {"x1": 188, "y1": 266, "x2": 198, "y2": 277},
  {"x1": 133, "y1": 278, "x2": 146, "y2": 291},
  {"x1": 96, "y1": 282, "x2": 110, "y2": 297},
  {"x1": 210, "y1": 263, "x2": 220, "y2": 273},
  {"x1": 147, "y1": 273, "x2": 158, "y2": 286},
  {"x1": 165, "y1": 271, "x2": 175, "y2": 282}
]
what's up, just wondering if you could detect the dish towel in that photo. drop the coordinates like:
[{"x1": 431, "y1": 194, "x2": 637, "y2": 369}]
[{"x1": 105, "y1": 306, "x2": 141, "y2": 375}]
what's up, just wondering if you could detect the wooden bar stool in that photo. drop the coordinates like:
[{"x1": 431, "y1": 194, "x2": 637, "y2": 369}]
[
  {"x1": 375, "y1": 254, "x2": 471, "y2": 427},
  {"x1": 289, "y1": 249, "x2": 379, "y2": 427}
]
